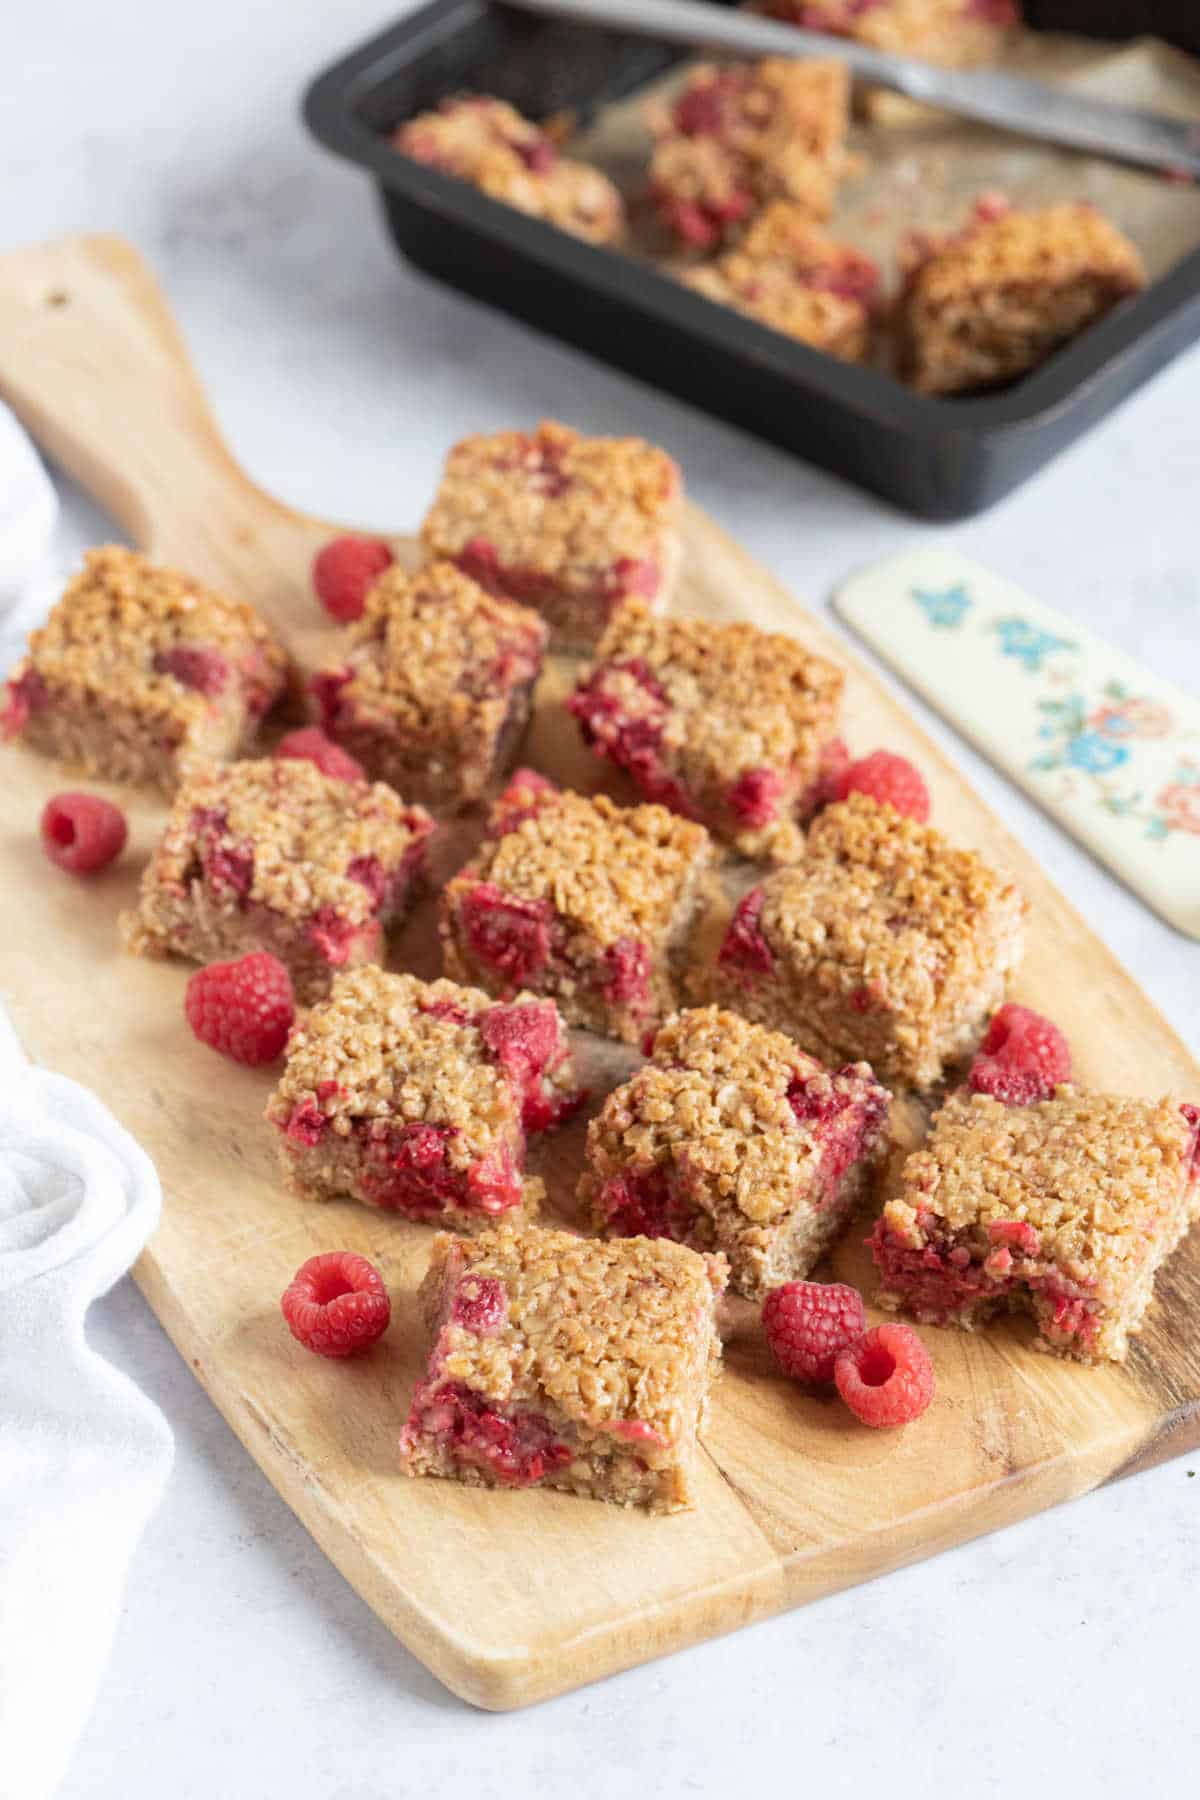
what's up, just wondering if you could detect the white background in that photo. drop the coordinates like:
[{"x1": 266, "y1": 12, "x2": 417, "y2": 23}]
[{"x1": 4, "y1": 2, "x2": 1198, "y2": 1794}]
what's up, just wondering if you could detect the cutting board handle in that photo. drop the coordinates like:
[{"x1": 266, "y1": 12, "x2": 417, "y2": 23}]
[{"x1": 0, "y1": 234, "x2": 295, "y2": 570}]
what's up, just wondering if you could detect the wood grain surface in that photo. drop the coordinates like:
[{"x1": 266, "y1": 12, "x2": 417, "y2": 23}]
[{"x1": 1, "y1": 235, "x2": 1197, "y2": 1711}]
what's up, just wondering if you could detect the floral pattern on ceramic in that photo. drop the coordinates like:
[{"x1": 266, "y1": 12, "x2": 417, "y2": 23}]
[{"x1": 833, "y1": 547, "x2": 1200, "y2": 939}]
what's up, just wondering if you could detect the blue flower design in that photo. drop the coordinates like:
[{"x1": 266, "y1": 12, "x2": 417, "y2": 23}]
[
  {"x1": 911, "y1": 584, "x2": 972, "y2": 629},
  {"x1": 993, "y1": 617, "x2": 1076, "y2": 671},
  {"x1": 1065, "y1": 732, "x2": 1129, "y2": 774}
]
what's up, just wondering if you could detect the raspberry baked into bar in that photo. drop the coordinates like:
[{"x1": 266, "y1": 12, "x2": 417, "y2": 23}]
[
  {"x1": 897, "y1": 199, "x2": 1146, "y2": 395},
  {"x1": 1, "y1": 546, "x2": 288, "y2": 792},
  {"x1": 420, "y1": 420, "x2": 684, "y2": 652},
  {"x1": 683, "y1": 203, "x2": 881, "y2": 363},
  {"x1": 266, "y1": 969, "x2": 582, "y2": 1229},
  {"x1": 123, "y1": 758, "x2": 433, "y2": 1003},
  {"x1": 569, "y1": 597, "x2": 846, "y2": 860},
  {"x1": 399, "y1": 1223, "x2": 727, "y2": 1510},
  {"x1": 310, "y1": 560, "x2": 546, "y2": 813},
  {"x1": 391, "y1": 96, "x2": 624, "y2": 246},
  {"x1": 872, "y1": 1090, "x2": 1200, "y2": 1364},
  {"x1": 707, "y1": 794, "x2": 1027, "y2": 1088},
  {"x1": 649, "y1": 58, "x2": 849, "y2": 250},
  {"x1": 580, "y1": 1006, "x2": 889, "y2": 1298},
  {"x1": 757, "y1": 0, "x2": 1020, "y2": 70},
  {"x1": 440, "y1": 774, "x2": 715, "y2": 1044}
]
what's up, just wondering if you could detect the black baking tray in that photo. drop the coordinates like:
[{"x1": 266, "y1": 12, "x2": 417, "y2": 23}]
[{"x1": 304, "y1": 0, "x2": 1200, "y2": 519}]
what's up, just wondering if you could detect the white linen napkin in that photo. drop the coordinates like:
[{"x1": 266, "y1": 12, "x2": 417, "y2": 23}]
[{"x1": 0, "y1": 406, "x2": 173, "y2": 1800}]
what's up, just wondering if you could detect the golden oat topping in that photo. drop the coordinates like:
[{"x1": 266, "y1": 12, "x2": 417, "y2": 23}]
[
  {"x1": 890, "y1": 1087, "x2": 1197, "y2": 1284},
  {"x1": 902, "y1": 201, "x2": 1145, "y2": 304},
  {"x1": 587, "y1": 599, "x2": 844, "y2": 778},
  {"x1": 592, "y1": 1007, "x2": 884, "y2": 1226},
  {"x1": 150, "y1": 759, "x2": 432, "y2": 926},
  {"x1": 391, "y1": 97, "x2": 624, "y2": 244},
  {"x1": 455, "y1": 786, "x2": 713, "y2": 947},
  {"x1": 18, "y1": 545, "x2": 287, "y2": 722},
  {"x1": 757, "y1": 0, "x2": 1017, "y2": 63},
  {"x1": 315, "y1": 560, "x2": 545, "y2": 733},
  {"x1": 269, "y1": 968, "x2": 526, "y2": 1159},
  {"x1": 422, "y1": 1223, "x2": 726, "y2": 1440},
  {"x1": 421, "y1": 420, "x2": 682, "y2": 589}
]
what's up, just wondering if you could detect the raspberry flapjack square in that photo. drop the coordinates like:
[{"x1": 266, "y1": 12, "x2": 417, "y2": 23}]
[
  {"x1": 310, "y1": 559, "x2": 547, "y2": 813},
  {"x1": 580, "y1": 1006, "x2": 890, "y2": 1298},
  {"x1": 648, "y1": 57, "x2": 849, "y2": 250},
  {"x1": 569, "y1": 597, "x2": 845, "y2": 862},
  {"x1": 872, "y1": 1089, "x2": 1200, "y2": 1364},
  {"x1": 419, "y1": 420, "x2": 684, "y2": 652},
  {"x1": 266, "y1": 968, "x2": 583, "y2": 1231},
  {"x1": 439, "y1": 773, "x2": 715, "y2": 1044},
  {"x1": 706, "y1": 793, "x2": 1027, "y2": 1088},
  {"x1": 123, "y1": 758, "x2": 433, "y2": 1003},
  {"x1": 399, "y1": 1222, "x2": 727, "y2": 1511},
  {"x1": 1, "y1": 545, "x2": 288, "y2": 793}
]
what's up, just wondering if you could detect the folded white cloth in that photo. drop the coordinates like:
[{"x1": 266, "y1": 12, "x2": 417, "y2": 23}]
[{"x1": 0, "y1": 408, "x2": 172, "y2": 1800}]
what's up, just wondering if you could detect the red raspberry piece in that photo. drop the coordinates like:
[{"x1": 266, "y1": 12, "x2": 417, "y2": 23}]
[
  {"x1": 967, "y1": 1002, "x2": 1072, "y2": 1106},
  {"x1": 718, "y1": 887, "x2": 773, "y2": 975},
  {"x1": 184, "y1": 952, "x2": 295, "y2": 1066},
  {"x1": 762, "y1": 1280, "x2": 867, "y2": 1385},
  {"x1": 490, "y1": 767, "x2": 557, "y2": 835},
  {"x1": 834, "y1": 1322, "x2": 935, "y2": 1428},
  {"x1": 275, "y1": 726, "x2": 365, "y2": 784},
  {"x1": 312, "y1": 535, "x2": 394, "y2": 623},
  {"x1": 450, "y1": 1275, "x2": 508, "y2": 1337},
  {"x1": 280, "y1": 1251, "x2": 390, "y2": 1358},
  {"x1": 836, "y1": 750, "x2": 930, "y2": 823},
  {"x1": 728, "y1": 765, "x2": 786, "y2": 829},
  {"x1": 152, "y1": 645, "x2": 230, "y2": 695},
  {"x1": 41, "y1": 792, "x2": 128, "y2": 875}
]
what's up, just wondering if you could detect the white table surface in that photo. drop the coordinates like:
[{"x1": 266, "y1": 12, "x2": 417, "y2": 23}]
[{"x1": 5, "y1": 1, "x2": 1199, "y2": 1793}]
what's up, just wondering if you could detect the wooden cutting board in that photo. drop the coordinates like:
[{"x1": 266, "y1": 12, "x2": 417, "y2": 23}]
[{"x1": 1, "y1": 234, "x2": 1197, "y2": 1712}]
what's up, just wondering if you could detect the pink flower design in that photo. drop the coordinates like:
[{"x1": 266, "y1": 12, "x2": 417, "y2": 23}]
[
  {"x1": 1157, "y1": 783, "x2": 1200, "y2": 836},
  {"x1": 1089, "y1": 698, "x2": 1173, "y2": 740}
]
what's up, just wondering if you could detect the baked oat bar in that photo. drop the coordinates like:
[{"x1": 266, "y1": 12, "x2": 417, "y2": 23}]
[
  {"x1": 580, "y1": 1005, "x2": 889, "y2": 1298},
  {"x1": 399, "y1": 1222, "x2": 727, "y2": 1510},
  {"x1": 266, "y1": 968, "x2": 583, "y2": 1229},
  {"x1": 871, "y1": 1089, "x2": 1200, "y2": 1364},
  {"x1": 310, "y1": 560, "x2": 546, "y2": 813},
  {"x1": 568, "y1": 596, "x2": 845, "y2": 861},
  {"x1": 391, "y1": 95, "x2": 624, "y2": 245},
  {"x1": 706, "y1": 793, "x2": 1028, "y2": 1088},
  {"x1": 683, "y1": 202, "x2": 881, "y2": 363},
  {"x1": 897, "y1": 199, "x2": 1146, "y2": 395},
  {"x1": 419, "y1": 420, "x2": 684, "y2": 653},
  {"x1": 648, "y1": 58, "x2": 849, "y2": 250},
  {"x1": 439, "y1": 773, "x2": 715, "y2": 1044},
  {"x1": 123, "y1": 758, "x2": 433, "y2": 1003},
  {"x1": 1, "y1": 545, "x2": 288, "y2": 793},
  {"x1": 756, "y1": 0, "x2": 1020, "y2": 72}
]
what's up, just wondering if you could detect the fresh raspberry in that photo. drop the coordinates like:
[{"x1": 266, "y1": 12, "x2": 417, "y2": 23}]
[
  {"x1": 41, "y1": 792, "x2": 128, "y2": 875},
  {"x1": 762, "y1": 1280, "x2": 867, "y2": 1385},
  {"x1": 312, "y1": 535, "x2": 394, "y2": 623},
  {"x1": 275, "y1": 726, "x2": 366, "y2": 784},
  {"x1": 836, "y1": 750, "x2": 930, "y2": 823},
  {"x1": 184, "y1": 952, "x2": 295, "y2": 1066},
  {"x1": 834, "y1": 1323, "x2": 935, "y2": 1428},
  {"x1": 280, "y1": 1251, "x2": 391, "y2": 1358},
  {"x1": 967, "y1": 1002, "x2": 1072, "y2": 1106}
]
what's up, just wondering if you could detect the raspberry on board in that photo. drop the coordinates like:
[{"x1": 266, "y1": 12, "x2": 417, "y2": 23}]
[
  {"x1": 763, "y1": 1279, "x2": 867, "y2": 1385},
  {"x1": 834, "y1": 1322, "x2": 935, "y2": 1427},
  {"x1": 967, "y1": 1001, "x2": 1072, "y2": 1106},
  {"x1": 41, "y1": 792, "x2": 128, "y2": 875},
  {"x1": 312, "y1": 535, "x2": 394, "y2": 623},
  {"x1": 274, "y1": 726, "x2": 366, "y2": 784},
  {"x1": 836, "y1": 750, "x2": 930, "y2": 823},
  {"x1": 184, "y1": 951, "x2": 296, "y2": 1066},
  {"x1": 281, "y1": 1250, "x2": 391, "y2": 1357}
]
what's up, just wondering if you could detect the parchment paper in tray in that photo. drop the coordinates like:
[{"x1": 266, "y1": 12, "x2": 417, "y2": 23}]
[{"x1": 571, "y1": 35, "x2": 1200, "y2": 290}]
